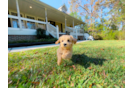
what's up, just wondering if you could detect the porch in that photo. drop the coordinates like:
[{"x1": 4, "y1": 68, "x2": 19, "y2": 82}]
[{"x1": 8, "y1": 0, "x2": 85, "y2": 41}]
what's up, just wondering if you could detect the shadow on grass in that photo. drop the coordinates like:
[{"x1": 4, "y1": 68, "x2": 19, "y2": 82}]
[{"x1": 71, "y1": 54, "x2": 107, "y2": 69}]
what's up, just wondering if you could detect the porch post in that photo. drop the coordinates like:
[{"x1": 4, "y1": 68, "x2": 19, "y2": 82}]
[
  {"x1": 76, "y1": 29, "x2": 78, "y2": 39},
  {"x1": 45, "y1": 8, "x2": 48, "y2": 23},
  {"x1": 56, "y1": 25, "x2": 59, "y2": 39},
  {"x1": 16, "y1": 0, "x2": 22, "y2": 30},
  {"x1": 65, "y1": 17, "x2": 67, "y2": 32},
  {"x1": 73, "y1": 20, "x2": 74, "y2": 28},
  {"x1": 73, "y1": 20, "x2": 75, "y2": 33},
  {"x1": 45, "y1": 8, "x2": 48, "y2": 31}
]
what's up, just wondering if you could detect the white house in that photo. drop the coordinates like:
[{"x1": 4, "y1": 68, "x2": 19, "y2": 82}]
[
  {"x1": 8, "y1": 0, "x2": 86, "y2": 42},
  {"x1": 58, "y1": 4, "x2": 68, "y2": 13}
]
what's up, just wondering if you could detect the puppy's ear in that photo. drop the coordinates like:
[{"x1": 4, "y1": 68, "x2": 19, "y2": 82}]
[
  {"x1": 70, "y1": 35, "x2": 77, "y2": 44},
  {"x1": 55, "y1": 39, "x2": 60, "y2": 44}
]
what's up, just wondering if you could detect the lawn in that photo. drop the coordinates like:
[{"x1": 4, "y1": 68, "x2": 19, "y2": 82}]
[{"x1": 8, "y1": 40, "x2": 125, "y2": 88}]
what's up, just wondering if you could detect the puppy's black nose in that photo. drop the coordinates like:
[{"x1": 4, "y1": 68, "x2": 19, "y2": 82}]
[{"x1": 64, "y1": 43, "x2": 67, "y2": 46}]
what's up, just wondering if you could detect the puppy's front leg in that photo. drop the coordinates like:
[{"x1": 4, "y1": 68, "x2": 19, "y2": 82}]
[{"x1": 57, "y1": 52, "x2": 62, "y2": 65}]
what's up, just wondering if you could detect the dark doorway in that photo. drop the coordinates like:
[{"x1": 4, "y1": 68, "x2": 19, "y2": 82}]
[
  {"x1": 61, "y1": 23, "x2": 63, "y2": 32},
  {"x1": 49, "y1": 21, "x2": 55, "y2": 27}
]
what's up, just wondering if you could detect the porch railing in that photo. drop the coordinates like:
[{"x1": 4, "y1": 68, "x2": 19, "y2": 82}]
[
  {"x1": 8, "y1": 15, "x2": 47, "y2": 35},
  {"x1": 66, "y1": 27, "x2": 77, "y2": 39},
  {"x1": 47, "y1": 23, "x2": 59, "y2": 39},
  {"x1": 8, "y1": 15, "x2": 59, "y2": 39},
  {"x1": 66, "y1": 27, "x2": 74, "y2": 33},
  {"x1": 8, "y1": 14, "x2": 84, "y2": 39},
  {"x1": 8, "y1": 15, "x2": 47, "y2": 26},
  {"x1": 66, "y1": 26, "x2": 84, "y2": 39}
]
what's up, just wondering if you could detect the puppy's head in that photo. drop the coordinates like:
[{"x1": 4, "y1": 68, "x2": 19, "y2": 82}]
[{"x1": 55, "y1": 35, "x2": 77, "y2": 49}]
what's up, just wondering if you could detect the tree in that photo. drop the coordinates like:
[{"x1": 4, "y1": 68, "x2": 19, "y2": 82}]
[
  {"x1": 70, "y1": 12, "x2": 82, "y2": 21},
  {"x1": 68, "y1": 0, "x2": 125, "y2": 40},
  {"x1": 100, "y1": 0, "x2": 125, "y2": 30},
  {"x1": 69, "y1": 0, "x2": 103, "y2": 31},
  {"x1": 69, "y1": 0, "x2": 125, "y2": 31}
]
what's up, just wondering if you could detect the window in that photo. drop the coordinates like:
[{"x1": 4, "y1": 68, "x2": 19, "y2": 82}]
[
  {"x1": 49, "y1": 21, "x2": 55, "y2": 26},
  {"x1": 26, "y1": 16, "x2": 36, "y2": 29},
  {"x1": 27, "y1": 16, "x2": 34, "y2": 19},
  {"x1": 11, "y1": 12, "x2": 23, "y2": 28},
  {"x1": 38, "y1": 18, "x2": 45, "y2": 29},
  {"x1": 38, "y1": 19, "x2": 44, "y2": 22},
  {"x1": 38, "y1": 18, "x2": 44, "y2": 25}
]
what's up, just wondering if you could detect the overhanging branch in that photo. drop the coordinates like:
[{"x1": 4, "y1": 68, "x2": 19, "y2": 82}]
[{"x1": 79, "y1": 5, "x2": 90, "y2": 15}]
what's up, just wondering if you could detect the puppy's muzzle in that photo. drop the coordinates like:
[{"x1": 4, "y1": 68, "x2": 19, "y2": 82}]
[{"x1": 64, "y1": 43, "x2": 67, "y2": 46}]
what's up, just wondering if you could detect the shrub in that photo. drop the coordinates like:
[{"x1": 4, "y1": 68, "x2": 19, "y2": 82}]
[
  {"x1": 103, "y1": 30, "x2": 116, "y2": 40},
  {"x1": 115, "y1": 30, "x2": 125, "y2": 40},
  {"x1": 91, "y1": 30, "x2": 125, "y2": 40},
  {"x1": 93, "y1": 34, "x2": 103, "y2": 40},
  {"x1": 90, "y1": 31, "x2": 103, "y2": 40},
  {"x1": 36, "y1": 28, "x2": 47, "y2": 39}
]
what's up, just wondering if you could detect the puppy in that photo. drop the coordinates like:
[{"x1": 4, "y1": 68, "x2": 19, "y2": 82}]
[{"x1": 55, "y1": 35, "x2": 77, "y2": 65}]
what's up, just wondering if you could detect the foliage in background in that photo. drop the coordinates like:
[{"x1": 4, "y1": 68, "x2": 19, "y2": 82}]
[
  {"x1": 69, "y1": 0, "x2": 125, "y2": 40},
  {"x1": 90, "y1": 30, "x2": 125, "y2": 40},
  {"x1": 70, "y1": 12, "x2": 82, "y2": 21}
]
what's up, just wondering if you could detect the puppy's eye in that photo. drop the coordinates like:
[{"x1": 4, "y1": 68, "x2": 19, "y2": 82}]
[{"x1": 67, "y1": 40, "x2": 70, "y2": 42}]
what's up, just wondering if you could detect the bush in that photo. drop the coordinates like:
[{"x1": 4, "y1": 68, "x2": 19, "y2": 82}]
[
  {"x1": 115, "y1": 30, "x2": 125, "y2": 40},
  {"x1": 36, "y1": 28, "x2": 47, "y2": 39},
  {"x1": 102, "y1": 30, "x2": 116, "y2": 40},
  {"x1": 93, "y1": 34, "x2": 103, "y2": 40},
  {"x1": 91, "y1": 30, "x2": 125, "y2": 40},
  {"x1": 89, "y1": 31, "x2": 103, "y2": 40}
]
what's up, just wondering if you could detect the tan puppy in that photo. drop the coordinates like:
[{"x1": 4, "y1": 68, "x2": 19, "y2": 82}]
[{"x1": 55, "y1": 35, "x2": 77, "y2": 65}]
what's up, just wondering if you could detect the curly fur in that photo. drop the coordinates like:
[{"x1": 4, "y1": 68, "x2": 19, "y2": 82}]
[{"x1": 55, "y1": 35, "x2": 77, "y2": 65}]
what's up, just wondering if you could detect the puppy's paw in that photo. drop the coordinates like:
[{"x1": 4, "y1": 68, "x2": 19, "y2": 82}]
[{"x1": 57, "y1": 61, "x2": 61, "y2": 66}]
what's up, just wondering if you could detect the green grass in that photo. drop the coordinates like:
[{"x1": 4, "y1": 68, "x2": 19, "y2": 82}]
[{"x1": 8, "y1": 40, "x2": 125, "y2": 88}]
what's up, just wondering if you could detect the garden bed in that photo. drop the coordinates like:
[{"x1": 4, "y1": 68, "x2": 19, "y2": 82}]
[{"x1": 8, "y1": 38, "x2": 57, "y2": 48}]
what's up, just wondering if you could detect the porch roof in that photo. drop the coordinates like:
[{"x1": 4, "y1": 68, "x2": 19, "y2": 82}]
[{"x1": 8, "y1": 0, "x2": 85, "y2": 26}]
